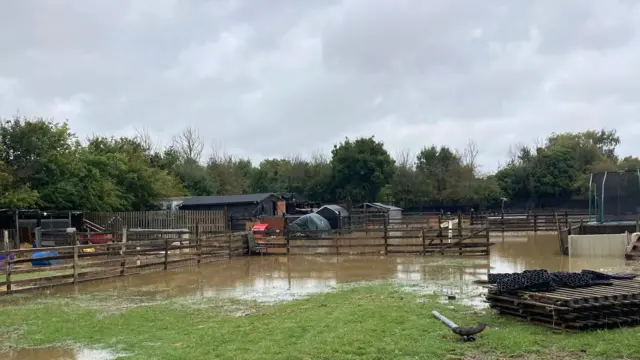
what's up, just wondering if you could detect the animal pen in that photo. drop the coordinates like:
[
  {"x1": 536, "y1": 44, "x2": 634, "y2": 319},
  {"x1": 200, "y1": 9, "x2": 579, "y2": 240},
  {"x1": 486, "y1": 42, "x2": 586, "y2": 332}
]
[
  {"x1": 0, "y1": 226, "x2": 244, "y2": 295},
  {"x1": 250, "y1": 212, "x2": 492, "y2": 256},
  {"x1": 0, "y1": 210, "x2": 494, "y2": 295}
]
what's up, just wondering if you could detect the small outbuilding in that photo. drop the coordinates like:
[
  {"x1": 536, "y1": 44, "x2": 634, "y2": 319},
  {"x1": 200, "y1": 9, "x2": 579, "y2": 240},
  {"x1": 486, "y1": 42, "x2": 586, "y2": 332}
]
[
  {"x1": 315, "y1": 204, "x2": 349, "y2": 229},
  {"x1": 355, "y1": 202, "x2": 403, "y2": 225}
]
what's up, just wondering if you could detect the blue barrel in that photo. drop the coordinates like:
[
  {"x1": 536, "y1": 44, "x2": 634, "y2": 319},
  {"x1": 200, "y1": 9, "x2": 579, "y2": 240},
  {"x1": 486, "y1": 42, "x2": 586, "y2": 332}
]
[{"x1": 30, "y1": 251, "x2": 61, "y2": 266}]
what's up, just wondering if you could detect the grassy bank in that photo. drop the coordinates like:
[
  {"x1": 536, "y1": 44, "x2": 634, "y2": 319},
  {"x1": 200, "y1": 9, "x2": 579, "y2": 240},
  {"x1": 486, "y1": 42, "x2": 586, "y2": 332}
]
[{"x1": 1, "y1": 284, "x2": 639, "y2": 359}]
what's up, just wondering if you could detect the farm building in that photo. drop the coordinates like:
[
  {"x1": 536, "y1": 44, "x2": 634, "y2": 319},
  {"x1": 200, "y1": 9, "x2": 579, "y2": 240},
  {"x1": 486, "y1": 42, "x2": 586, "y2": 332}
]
[
  {"x1": 354, "y1": 202, "x2": 403, "y2": 225},
  {"x1": 177, "y1": 193, "x2": 285, "y2": 231},
  {"x1": 315, "y1": 204, "x2": 349, "y2": 229},
  {"x1": 178, "y1": 193, "x2": 284, "y2": 215}
]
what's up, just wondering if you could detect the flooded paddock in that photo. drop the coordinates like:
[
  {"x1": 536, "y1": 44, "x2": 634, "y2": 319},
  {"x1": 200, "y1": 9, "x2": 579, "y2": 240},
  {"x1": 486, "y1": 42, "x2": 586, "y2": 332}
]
[
  {"x1": 2, "y1": 234, "x2": 640, "y2": 359},
  {"x1": 4, "y1": 233, "x2": 637, "y2": 303}
]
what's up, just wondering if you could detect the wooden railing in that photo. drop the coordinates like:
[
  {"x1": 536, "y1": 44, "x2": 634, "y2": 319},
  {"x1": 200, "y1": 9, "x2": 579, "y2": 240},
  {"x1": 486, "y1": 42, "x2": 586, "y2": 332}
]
[
  {"x1": 252, "y1": 225, "x2": 491, "y2": 256},
  {"x1": 470, "y1": 211, "x2": 590, "y2": 233},
  {"x1": 0, "y1": 227, "x2": 245, "y2": 295}
]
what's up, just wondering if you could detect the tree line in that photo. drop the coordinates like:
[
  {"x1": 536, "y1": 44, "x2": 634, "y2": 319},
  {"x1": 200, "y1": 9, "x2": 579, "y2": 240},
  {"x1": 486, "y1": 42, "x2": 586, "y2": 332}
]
[{"x1": 0, "y1": 116, "x2": 636, "y2": 212}]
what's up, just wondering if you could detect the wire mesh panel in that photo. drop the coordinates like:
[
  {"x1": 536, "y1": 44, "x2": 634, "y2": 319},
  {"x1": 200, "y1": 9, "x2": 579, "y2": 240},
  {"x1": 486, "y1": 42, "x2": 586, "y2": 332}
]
[{"x1": 592, "y1": 171, "x2": 640, "y2": 222}]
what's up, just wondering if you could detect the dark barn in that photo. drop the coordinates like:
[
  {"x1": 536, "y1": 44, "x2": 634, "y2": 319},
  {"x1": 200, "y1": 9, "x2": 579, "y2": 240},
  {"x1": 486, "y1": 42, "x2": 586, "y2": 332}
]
[{"x1": 178, "y1": 193, "x2": 284, "y2": 231}]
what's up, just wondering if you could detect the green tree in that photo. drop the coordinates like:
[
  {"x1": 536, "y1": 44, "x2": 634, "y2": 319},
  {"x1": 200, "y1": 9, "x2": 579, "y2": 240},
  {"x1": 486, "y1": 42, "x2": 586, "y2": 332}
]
[
  {"x1": 529, "y1": 147, "x2": 578, "y2": 205},
  {"x1": 0, "y1": 158, "x2": 39, "y2": 208},
  {"x1": 207, "y1": 153, "x2": 253, "y2": 195},
  {"x1": 330, "y1": 137, "x2": 395, "y2": 203},
  {"x1": 1, "y1": 114, "x2": 638, "y2": 212},
  {"x1": 85, "y1": 136, "x2": 186, "y2": 210},
  {"x1": 0, "y1": 116, "x2": 85, "y2": 209}
]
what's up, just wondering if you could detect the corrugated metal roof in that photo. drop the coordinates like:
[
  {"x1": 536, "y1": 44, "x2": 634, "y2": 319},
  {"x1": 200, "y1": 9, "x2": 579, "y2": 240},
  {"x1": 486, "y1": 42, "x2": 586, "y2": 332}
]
[
  {"x1": 181, "y1": 193, "x2": 278, "y2": 206},
  {"x1": 360, "y1": 202, "x2": 403, "y2": 211},
  {"x1": 317, "y1": 204, "x2": 349, "y2": 216}
]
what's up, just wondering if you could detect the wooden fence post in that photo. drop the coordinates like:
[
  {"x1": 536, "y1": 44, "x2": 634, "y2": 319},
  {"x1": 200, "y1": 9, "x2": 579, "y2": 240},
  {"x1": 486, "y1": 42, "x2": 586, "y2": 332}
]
[
  {"x1": 120, "y1": 227, "x2": 127, "y2": 276},
  {"x1": 421, "y1": 227, "x2": 426, "y2": 255},
  {"x1": 564, "y1": 210, "x2": 569, "y2": 228},
  {"x1": 73, "y1": 237, "x2": 79, "y2": 283},
  {"x1": 533, "y1": 212, "x2": 538, "y2": 233},
  {"x1": 196, "y1": 223, "x2": 201, "y2": 265},
  {"x1": 4, "y1": 253, "x2": 11, "y2": 293},
  {"x1": 500, "y1": 211, "x2": 505, "y2": 236},
  {"x1": 164, "y1": 238, "x2": 169, "y2": 270},
  {"x1": 35, "y1": 227, "x2": 42, "y2": 248},
  {"x1": 486, "y1": 226, "x2": 490, "y2": 255},
  {"x1": 457, "y1": 211, "x2": 462, "y2": 236},
  {"x1": 3, "y1": 230, "x2": 9, "y2": 293},
  {"x1": 227, "y1": 233, "x2": 232, "y2": 259},
  {"x1": 383, "y1": 217, "x2": 388, "y2": 255}
]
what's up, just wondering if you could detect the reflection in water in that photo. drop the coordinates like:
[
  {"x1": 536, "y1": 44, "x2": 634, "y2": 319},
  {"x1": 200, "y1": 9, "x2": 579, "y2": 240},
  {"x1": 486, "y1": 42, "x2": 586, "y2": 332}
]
[
  {"x1": 23, "y1": 255, "x2": 490, "y2": 303},
  {"x1": 0, "y1": 347, "x2": 117, "y2": 360},
  {"x1": 4, "y1": 233, "x2": 640, "y2": 304},
  {"x1": 490, "y1": 233, "x2": 639, "y2": 274}
]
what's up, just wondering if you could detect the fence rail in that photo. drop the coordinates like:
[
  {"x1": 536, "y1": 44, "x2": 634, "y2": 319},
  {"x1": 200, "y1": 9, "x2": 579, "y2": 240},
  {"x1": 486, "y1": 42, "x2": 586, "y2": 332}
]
[
  {"x1": 0, "y1": 227, "x2": 244, "y2": 295},
  {"x1": 250, "y1": 224, "x2": 491, "y2": 256},
  {"x1": 469, "y1": 211, "x2": 590, "y2": 233}
]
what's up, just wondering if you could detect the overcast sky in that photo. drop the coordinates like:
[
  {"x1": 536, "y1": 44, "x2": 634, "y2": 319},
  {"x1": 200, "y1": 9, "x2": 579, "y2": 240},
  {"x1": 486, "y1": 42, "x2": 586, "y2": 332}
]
[{"x1": 1, "y1": 0, "x2": 639, "y2": 172}]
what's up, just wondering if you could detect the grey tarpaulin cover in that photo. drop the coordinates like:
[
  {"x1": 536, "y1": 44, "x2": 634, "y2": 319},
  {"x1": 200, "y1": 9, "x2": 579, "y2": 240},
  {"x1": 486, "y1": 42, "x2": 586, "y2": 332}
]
[{"x1": 288, "y1": 213, "x2": 331, "y2": 235}]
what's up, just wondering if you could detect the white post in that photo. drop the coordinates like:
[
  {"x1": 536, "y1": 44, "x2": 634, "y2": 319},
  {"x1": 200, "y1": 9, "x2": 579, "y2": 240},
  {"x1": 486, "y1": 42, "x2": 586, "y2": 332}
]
[{"x1": 120, "y1": 227, "x2": 128, "y2": 275}]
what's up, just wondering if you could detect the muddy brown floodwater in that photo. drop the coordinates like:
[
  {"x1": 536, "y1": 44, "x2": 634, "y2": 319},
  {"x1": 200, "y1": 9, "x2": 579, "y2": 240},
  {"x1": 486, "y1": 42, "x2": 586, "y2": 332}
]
[
  {"x1": 2, "y1": 234, "x2": 640, "y2": 359},
  {"x1": 13, "y1": 233, "x2": 640, "y2": 303}
]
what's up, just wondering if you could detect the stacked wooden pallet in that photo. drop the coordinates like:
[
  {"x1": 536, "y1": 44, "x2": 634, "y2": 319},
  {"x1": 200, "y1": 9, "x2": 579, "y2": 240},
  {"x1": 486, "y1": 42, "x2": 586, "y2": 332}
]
[{"x1": 485, "y1": 279, "x2": 640, "y2": 331}]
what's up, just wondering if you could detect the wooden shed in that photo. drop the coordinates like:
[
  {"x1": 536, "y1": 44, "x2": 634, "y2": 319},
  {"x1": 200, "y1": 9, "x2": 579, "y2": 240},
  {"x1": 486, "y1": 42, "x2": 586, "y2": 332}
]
[{"x1": 178, "y1": 193, "x2": 284, "y2": 231}]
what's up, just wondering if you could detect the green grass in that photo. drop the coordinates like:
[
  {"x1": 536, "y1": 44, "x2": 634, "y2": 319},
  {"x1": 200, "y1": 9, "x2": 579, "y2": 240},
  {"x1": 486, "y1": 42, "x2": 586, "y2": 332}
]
[{"x1": 1, "y1": 284, "x2": 640, "y2": 359}]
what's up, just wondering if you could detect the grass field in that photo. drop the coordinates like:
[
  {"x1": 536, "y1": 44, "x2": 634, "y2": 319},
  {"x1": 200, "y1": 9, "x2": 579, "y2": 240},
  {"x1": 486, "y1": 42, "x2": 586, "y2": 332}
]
[{"x1": 1, "y1": 284, "x2": 639, "y2": 359}]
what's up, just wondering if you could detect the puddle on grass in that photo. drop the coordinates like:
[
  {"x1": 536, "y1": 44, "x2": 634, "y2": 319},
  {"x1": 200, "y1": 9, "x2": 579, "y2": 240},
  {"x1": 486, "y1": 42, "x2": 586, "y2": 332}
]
[
  {"x1": 0, "y1": 347, "x2": 118, "y2": 360},
  {"x1": 2, "y1": 234, "x2": 639, "y2": 307}
]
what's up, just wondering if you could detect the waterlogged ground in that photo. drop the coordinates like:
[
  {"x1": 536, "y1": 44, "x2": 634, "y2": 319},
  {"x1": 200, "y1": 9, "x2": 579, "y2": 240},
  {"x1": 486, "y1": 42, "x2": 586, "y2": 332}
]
[{"x1": 2, "y1": 234, "x2": 640, "y2": 359}]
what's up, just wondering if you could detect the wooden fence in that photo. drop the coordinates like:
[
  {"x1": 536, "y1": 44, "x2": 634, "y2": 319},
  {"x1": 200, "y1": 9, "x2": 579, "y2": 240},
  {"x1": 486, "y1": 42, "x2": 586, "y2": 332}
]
[
  {"x1": 83, "y1": 210, "x2": 227, "y2": 234},
  {"x1": 252, "y1": 224, "x2": 492, "y2": 256},
  {"x1": 0, "y1": 220, "x2": 494, "y2": 295},
  {"x1": 470, "y1": 211, "x2": 590, "y2": 233},
  {"x1": 0, "y1": 227, "x2": 244, "y2": 295}
]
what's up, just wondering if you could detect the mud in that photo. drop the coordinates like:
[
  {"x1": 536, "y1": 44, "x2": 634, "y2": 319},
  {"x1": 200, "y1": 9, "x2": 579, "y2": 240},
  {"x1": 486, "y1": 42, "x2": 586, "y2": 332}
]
[{"x1": 0, "y1": 347, "x2": 119, "y2": 360}]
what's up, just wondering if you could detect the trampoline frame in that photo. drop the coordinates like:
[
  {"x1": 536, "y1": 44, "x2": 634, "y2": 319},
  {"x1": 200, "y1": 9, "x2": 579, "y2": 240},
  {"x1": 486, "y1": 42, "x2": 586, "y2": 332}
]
[{"x1": 589, "y1": 170, "x2": 640, "y2": 223}]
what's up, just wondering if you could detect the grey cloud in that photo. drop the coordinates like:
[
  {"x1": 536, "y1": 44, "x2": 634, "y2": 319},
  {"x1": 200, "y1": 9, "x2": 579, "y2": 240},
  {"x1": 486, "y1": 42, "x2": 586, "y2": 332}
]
[{"x1": 1, "y1": 0, "x2": 640, "y2": 171}]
